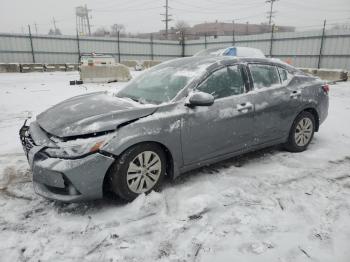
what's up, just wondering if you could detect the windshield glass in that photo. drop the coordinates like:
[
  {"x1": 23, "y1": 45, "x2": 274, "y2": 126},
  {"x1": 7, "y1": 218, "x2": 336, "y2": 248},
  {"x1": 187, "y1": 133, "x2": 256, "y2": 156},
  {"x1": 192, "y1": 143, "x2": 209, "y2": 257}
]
[{"x1": 116, "y1": 66, "x2": 198, "y2": 104}]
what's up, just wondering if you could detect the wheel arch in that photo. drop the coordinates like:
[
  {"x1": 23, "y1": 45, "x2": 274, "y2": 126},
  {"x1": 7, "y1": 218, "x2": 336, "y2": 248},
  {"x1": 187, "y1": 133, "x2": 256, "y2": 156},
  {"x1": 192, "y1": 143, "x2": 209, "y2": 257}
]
[
  {"x1": 303, "y1": 107, "x2": 320, "y2": 131},
  {"x1": 102, "y1": 140, "x2": 175, "y2": 196}
]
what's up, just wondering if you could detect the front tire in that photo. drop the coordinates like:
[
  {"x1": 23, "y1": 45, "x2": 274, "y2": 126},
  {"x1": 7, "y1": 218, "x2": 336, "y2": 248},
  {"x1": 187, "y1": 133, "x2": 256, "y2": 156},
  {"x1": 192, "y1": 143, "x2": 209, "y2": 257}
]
[
  {"x1": 285, "y1": 111, "x2": 315, "y2": 152},
  {"x1": 108, "y1": 143, "x2": 166, "y2": 201}
]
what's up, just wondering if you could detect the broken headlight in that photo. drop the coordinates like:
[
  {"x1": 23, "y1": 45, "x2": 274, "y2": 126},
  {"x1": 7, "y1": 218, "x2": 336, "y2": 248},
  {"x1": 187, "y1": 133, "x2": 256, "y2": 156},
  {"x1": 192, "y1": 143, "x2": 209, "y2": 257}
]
[{"x1": 44, "y1": 134, "x2": 111, "y2": 158}]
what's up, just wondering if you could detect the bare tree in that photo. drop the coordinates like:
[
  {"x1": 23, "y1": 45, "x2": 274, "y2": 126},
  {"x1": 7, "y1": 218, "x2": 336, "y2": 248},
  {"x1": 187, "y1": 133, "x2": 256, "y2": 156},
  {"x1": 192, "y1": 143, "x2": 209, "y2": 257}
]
[
  {"x1": 111, "y1": 24, "x2": 125, "y2": 36},
  {"x1": 332, "y1": 23, "x2": 350, "y2": 30},
  {"x1": 48, "y1": 28, "x2": 62, "y2": 35},
  {"x1": 93, "y1": 27, "x2": 110, "y2": 37},
  {"x1": 175, "y1": 20, "x2": 190, "y2": 34}
]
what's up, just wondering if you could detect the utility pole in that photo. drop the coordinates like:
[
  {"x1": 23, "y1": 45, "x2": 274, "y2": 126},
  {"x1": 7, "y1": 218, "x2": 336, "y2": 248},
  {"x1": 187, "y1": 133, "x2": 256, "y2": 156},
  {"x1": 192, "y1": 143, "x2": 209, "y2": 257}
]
[
  {"x1": 161, "y1": 0, "x2": 172, "y2": 39},
  {"x1": 52, "y1": 17, "x2": 57, "y2": 31},
  {"x1": 34, "y1": 22, "x2": 38, "y2": 34},
  {"x1": 266, "y1": 0, "x2": 278, "y2": 25}
]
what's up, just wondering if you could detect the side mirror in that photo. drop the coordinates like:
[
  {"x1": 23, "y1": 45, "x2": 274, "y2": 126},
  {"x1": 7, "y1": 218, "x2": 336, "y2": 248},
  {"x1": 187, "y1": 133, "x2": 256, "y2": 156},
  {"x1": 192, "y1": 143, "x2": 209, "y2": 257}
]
[{"x1": 186, "y1": 91, "x2": 214, "y2": 107}]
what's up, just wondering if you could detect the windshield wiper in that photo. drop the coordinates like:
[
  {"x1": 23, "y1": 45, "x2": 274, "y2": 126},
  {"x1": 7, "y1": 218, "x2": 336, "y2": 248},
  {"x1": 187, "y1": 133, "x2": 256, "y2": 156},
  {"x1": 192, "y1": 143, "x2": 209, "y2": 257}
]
[{"x1": 119, "y1": 96, "x2": 144, "y2": 104}]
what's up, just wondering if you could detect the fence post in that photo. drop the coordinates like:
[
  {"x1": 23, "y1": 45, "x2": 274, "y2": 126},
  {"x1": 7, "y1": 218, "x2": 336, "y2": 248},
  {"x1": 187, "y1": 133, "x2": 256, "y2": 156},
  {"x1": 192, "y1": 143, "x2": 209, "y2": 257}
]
[
  {"x1": 269, "y1": 24, "x2": 275, "y2": 57},
  {"x1": 232, "y1": 20, "x2": 235, "y2": 46},
  {"x1": 318, "y1": 19, "x2": 326, "y2": 69},
  {"x1": 117, "y1": 30, "x2": 121, "y2": 63},
  {"x1": 28, "y1": 25, "x2": 35, "y2": 63},
  {"x1": 150, "y1": 34, "x2": 154, "y2": 60},
  {"x1": 181, "y1": 31, "x2": 185, "y2": 57},
  {"x1": 76, "y1": 31, "x2": 81, "y2": 64}
]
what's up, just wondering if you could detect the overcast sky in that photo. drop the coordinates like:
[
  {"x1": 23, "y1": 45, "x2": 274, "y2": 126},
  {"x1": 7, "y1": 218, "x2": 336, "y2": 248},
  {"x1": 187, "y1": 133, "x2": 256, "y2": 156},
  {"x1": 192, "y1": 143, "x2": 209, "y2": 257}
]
[{"x1": 0, "y1": 0, "x2": 349, "y2": 35}]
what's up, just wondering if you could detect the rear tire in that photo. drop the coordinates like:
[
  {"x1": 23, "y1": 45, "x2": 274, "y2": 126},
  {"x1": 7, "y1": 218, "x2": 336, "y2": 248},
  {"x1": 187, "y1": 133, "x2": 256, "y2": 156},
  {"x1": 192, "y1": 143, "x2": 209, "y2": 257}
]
[
  {"x1": 107, "y1": 143, "x2": 166, "y2": 201},
  {"x1": 285, "y1": 111, "x2": 315, "y2": 152}
]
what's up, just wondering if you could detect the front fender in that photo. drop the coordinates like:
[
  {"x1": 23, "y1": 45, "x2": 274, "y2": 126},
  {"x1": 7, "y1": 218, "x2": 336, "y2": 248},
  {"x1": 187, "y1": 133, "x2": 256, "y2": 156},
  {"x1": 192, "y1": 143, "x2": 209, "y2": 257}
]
[{"x1": 101, "y1": 110, "x2": 184, "y2": 178}]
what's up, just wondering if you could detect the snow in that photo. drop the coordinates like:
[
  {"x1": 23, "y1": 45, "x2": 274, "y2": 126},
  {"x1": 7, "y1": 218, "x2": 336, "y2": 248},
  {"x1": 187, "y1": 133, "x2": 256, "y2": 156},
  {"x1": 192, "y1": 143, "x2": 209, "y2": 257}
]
[{"x1": 1, "y1": 72, "x2": 350, "y2": 262}]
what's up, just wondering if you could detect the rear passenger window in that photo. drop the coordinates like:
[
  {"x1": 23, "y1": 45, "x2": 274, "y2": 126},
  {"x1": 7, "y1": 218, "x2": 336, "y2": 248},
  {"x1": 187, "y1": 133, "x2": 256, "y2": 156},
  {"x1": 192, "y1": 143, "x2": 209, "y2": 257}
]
[
  {"x1": 249, "y1": 64, "x2": 280, "y2": 89},
  {"x1": 197, "y1": 66, "x2": 245, "y2": 99},
  {"x1": 277, "y1": 67, "x2": 293, "y2": 85}
]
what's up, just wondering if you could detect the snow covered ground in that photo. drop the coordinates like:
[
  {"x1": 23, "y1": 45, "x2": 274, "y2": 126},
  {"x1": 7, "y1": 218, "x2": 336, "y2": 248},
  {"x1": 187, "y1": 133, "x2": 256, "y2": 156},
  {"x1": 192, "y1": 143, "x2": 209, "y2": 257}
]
[{"x1": 0, "y1": 72, "x2": 349, "y2": 262}]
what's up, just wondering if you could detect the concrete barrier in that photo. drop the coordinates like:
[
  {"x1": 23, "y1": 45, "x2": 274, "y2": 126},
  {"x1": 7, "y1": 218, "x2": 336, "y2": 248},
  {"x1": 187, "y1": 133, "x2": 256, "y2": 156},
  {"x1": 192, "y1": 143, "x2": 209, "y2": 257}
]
[
  {"x1": 80, "y1": 63, "x2": 132, "y2": 83},
  {"x1": 0, "y1": 63, "x2": 20, "y2": 73},
  {"x1": 44, "y1": 64, "x2": 67, "y2": 72},
  {"x1": 66, "y1": 63, "x2": 79, "y2": 71},
  {"x1": 299, "y1": 68, "x2": 317, "y2": 75},
  {"x1": 120, "y1": 60, "x2": 138, "y2": 68},
  {"x1": 299, "y1": 67, "x2": 348, "y2": 81},
  {"x1": 20, "y1": 63, "x2": 45, "y2": 73},
  {"x1": 315, "y1": 69, "x2": 348, "y2": 82},
  {"x1": 142, "y1": 60, "x2": 162, "y2": 69}
]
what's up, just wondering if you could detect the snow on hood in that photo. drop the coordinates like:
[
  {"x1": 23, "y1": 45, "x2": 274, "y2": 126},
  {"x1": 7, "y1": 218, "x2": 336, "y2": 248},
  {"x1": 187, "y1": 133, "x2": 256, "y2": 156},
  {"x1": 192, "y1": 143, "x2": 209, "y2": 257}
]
[{"x1": 36, "y1": 92, "x2": 158, "y2": 138}]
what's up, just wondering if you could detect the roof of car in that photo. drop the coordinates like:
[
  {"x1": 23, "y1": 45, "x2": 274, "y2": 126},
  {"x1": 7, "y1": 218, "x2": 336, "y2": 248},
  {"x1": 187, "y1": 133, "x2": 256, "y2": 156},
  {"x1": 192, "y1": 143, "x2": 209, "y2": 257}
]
[{"x1": 158, "y1": 56, "x2": 296, "y2": 72}]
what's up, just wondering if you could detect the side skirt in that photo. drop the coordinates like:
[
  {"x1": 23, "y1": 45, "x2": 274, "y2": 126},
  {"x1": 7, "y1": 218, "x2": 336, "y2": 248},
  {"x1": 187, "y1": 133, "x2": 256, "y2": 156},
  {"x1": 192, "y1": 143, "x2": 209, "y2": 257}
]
[{"x1": 177, "y1": 137, "x2": 287, "y2": 177}]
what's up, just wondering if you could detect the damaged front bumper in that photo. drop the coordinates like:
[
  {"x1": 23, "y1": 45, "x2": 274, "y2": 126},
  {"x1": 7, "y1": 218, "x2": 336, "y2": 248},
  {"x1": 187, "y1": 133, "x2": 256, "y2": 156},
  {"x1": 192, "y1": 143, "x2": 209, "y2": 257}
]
[{"x1": 20, "y1": 122, "x2": 115, "y2": 202}]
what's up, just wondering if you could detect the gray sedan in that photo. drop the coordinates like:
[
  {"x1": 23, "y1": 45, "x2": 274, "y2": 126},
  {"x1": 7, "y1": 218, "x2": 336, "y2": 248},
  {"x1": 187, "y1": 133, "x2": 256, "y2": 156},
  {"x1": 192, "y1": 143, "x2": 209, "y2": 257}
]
[{"x1": 20, "y1": 56, "x2": 329, "y2": 202}]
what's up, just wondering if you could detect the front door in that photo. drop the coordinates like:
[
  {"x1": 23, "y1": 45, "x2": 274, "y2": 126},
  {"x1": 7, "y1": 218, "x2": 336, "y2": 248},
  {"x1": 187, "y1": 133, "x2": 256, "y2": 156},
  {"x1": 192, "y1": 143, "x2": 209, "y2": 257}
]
[{"x1": 181, "y1": 65, "x2": 255, "y2": 165}]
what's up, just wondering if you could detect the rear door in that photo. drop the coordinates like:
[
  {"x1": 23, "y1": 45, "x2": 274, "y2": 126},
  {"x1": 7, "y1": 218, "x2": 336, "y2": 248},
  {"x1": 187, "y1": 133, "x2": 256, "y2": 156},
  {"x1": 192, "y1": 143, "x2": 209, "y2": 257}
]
[
  {"x1": 181, "y1": 65, "x2": 255, "y2": 165},
  {"x1": 247, "y1": 63, "x2": 297, "y2": 144}
]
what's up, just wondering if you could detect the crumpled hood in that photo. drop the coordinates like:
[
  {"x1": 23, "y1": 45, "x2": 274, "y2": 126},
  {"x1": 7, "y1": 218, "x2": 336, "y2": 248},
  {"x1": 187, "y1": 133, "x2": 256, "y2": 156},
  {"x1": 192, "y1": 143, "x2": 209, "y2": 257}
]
[{"x1": 36, "y1": 92, "x2": 157, "y2": 138}]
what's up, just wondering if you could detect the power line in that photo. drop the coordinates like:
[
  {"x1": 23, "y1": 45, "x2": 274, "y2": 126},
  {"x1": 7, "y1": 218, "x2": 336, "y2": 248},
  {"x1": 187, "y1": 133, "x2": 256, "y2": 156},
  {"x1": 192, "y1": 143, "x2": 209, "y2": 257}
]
[
  {"x1": 94, "y1": 6, "x2": 161, "y2": 13},
  {"x1": 171, "y1": 5, "x2": 265, "y2": 15},
  {"x1": 173, "y1": 12, "x2": 268, "y2": 24},
  {"x1": 280, "y1": 1, "x2": 350, "y2": 13},
  {"x1": 94, "y1": 0, "x2": 157, "y2": 12},
  {"x1": 171, "y1": 0, "x2": 264, "y2": 12}
]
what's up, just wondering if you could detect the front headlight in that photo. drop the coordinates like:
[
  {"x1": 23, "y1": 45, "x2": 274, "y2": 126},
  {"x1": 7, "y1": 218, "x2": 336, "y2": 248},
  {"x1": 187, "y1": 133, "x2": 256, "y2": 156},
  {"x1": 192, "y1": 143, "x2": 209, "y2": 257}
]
[{"x1": 44, "y1": 134, "x2": 112, "y2": 158}]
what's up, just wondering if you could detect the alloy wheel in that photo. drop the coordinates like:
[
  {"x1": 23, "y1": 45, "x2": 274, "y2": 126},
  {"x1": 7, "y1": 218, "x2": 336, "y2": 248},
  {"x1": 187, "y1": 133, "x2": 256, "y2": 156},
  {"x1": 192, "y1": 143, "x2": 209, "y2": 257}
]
[
  {"x1": 294, "y1": 117, "x2": 313, "y2": 146},
  {"x1": 126, "y1": 151, "x2": 162, "y2": 194}
]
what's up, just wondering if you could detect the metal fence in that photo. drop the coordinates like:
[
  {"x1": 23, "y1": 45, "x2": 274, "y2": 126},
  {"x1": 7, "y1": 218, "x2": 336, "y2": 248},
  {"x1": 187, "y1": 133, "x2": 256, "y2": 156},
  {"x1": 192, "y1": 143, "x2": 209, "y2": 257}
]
[{"x1": 0, "y1": 28, "x2": 350, "y2": 70}]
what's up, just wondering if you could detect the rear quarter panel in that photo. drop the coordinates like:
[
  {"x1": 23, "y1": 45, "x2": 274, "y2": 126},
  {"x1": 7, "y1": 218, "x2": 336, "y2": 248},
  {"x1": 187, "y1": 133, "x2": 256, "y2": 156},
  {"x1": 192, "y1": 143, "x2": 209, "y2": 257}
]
[{"x1": 292, "y1": 75, "x2": 329, "y2": 128}]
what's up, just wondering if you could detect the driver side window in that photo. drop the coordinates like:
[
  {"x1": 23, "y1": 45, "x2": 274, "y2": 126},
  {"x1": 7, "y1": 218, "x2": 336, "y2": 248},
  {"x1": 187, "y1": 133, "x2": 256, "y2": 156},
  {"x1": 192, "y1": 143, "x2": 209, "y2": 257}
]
[{"x1": 197, "y1": 66, "x2": 245, "y2": 99}]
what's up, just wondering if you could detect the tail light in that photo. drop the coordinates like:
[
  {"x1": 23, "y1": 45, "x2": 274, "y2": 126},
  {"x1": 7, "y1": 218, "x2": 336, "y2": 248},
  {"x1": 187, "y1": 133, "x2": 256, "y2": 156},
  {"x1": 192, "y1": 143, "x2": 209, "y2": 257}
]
[{"x1": 322, "y1": 84, "x2": 330, "y2": 94}]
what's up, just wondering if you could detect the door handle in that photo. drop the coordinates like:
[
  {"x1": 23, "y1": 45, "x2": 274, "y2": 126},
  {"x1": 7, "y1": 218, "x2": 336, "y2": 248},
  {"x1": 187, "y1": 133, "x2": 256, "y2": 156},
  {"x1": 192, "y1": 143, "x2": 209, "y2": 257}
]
[
  {"x1": 237, "y1": 102, "x2": 253, "y2": 112},
  {"x1": 290, "y1": 90, "x2": 301, "y2": 99}
]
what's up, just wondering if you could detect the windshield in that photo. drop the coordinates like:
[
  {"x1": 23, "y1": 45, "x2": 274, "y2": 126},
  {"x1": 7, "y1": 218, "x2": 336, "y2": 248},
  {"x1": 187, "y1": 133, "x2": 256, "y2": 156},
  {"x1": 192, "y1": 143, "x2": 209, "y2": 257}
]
[{"x1": 116, "y1": 66, "x2": 197, "y2": 104}]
